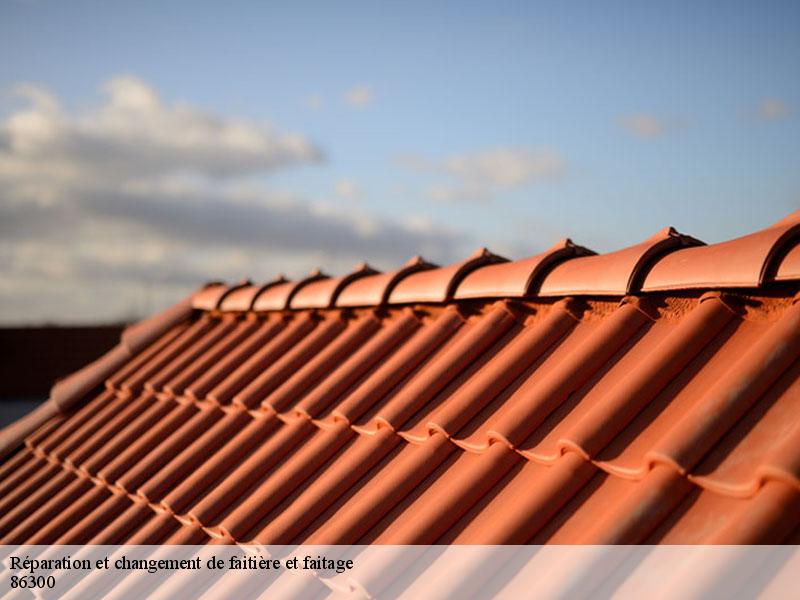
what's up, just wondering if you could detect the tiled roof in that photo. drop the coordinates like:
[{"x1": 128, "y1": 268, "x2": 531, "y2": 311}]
[{"x1": 1, "y1": 212, "x2": 799, "y2": 546}]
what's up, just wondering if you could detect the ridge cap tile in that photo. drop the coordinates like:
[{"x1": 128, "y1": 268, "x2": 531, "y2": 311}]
[
  {"x1": 193, "y1": 281, "x2": 252, "y2": 311},
  {"x1": 219, "y1": 275, "x2": 289, "y2": 311},
  {"x1": 643, "y1": 211, "x2": 800, "y2": 291},
  {"x1": 455, "y1": 238, "x2": 596, "y2": 299},
  {"x1": 252, "y1": 269, "x2": 330, "y2": 312},
  {"x1": 387, "y1": 247, "x2": 508, "y2": 304},
  {"x1": 291, "y1": 263, "x2": 380, "y2": 310},
  {"x1": 537, "y1": 226, "x2": 703, "y2": 296},
  {"x1": 335, "y1": 255, "x2": 438, "y2": 307}
]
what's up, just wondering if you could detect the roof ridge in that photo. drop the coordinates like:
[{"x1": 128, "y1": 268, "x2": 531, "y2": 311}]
[{"x1": 192, "y1": 210, "x2": 800, "y2": 312}]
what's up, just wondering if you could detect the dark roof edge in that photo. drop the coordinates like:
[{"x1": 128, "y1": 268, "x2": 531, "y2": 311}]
[
  {"x1": 0, "y1": 401, "x2": 60, "y2": 461},
  {"x1": 0, "y1": 287, "x2": 203, "y2": 461}
]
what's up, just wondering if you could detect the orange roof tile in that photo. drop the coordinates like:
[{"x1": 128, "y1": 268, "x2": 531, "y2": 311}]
[{"x1": 1, "y1": 211, "x2": 799, "y2": 548}]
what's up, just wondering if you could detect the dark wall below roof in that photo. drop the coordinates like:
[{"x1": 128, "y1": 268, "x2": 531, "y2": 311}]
[{"x1": 0, "y1": 326, "x2": 123, "y2": 397}]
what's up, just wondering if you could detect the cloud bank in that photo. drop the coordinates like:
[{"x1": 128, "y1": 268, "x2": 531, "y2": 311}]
[
  {"x1": 0, "y1": 76, "x2": 466, "y2": 323},
  {"x1": 399, "y1": 147, "x2": 565, "y2": 202}
]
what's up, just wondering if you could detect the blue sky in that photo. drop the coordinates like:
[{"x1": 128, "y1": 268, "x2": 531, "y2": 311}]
[{"x1": 1, "y1": 1, "x2": 798, "y2": 322}]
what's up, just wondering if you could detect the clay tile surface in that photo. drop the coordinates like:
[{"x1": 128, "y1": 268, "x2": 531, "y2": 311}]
[
  {"x1": 774, "y1": 243, "x2": 800, "y2": 281},
  {"x1": 455, "y1": 239, "x2": 595, "y2": 299},
  {"x1": 336, "y1": 256, "x2": 436, "y2": 307},
  {"x1": 1, "y1": 212, "x2": 799, "y2": 554},
  {"x1": 252, "y1": 269, "x2": 329, "y2": 311},
  {"x1": 388, "y1": 248, "x2": 508, "y2": 304},
  {"x1": 642, "y1": 211, "x2": 800, "y2": 290},
  {"x1": 190, "y1": 282, "x2": 232, "y2": 310},
  {"x1": 540, "y1": 226, "x2": 703, "y2": 296},
  {"x1": 291, "y1": 263, "x2": 379, "y2": 309},
  {"x1": 218, "y1": 276, "x2": 288, "y2": 311}
]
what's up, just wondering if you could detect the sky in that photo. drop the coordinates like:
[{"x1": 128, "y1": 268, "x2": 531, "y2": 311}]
[{"x1": 1, "y1": 0, "x2": 798, "y2": 323}]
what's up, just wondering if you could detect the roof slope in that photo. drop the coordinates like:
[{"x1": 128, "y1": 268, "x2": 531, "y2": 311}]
[{"x1": 0, "y1": 212, "x2": 799, "y2": 545}]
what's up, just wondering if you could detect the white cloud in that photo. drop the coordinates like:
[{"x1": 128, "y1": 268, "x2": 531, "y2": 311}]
[
  {"x1": 343, "y1": 84, "x2": 374, "y2": 108},
  {"x1": 334, "y1": 178, "x2": 362, "y2": 201},
  {"x1": 443, "y1": 147, "x2": 564, "y2": 187},
  {"x1": 758, "y1": 98, "x2": 792, "y2": 121},
  {"x1": 0, "y1": 76, "x2": 470, "y2": 323},
  {"x1": 399, "y1": 147, "x2": 565, "y2": 202},
  {"x1": 617, "y1": 113, "x2": 667, "y2": 139}
]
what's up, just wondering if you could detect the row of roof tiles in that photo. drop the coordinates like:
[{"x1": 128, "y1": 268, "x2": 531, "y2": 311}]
[
  {"x1": 1, "y1": 288, "x2": 797, "y2": 547},
  {"x1": 194, "y1": 212, "x2": 800, "y2": 312}
]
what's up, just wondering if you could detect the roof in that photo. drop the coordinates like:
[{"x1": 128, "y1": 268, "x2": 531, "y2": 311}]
[{"x1": 0, "y1": 211, "x2": 799, "y2": 547}]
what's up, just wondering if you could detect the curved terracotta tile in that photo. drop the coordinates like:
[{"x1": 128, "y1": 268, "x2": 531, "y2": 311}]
[
  {"x1": 593, "y1": 312, "x2": 756, "y2": 478},
  {"x1": 290, "y1": 263, "x2": 379, "y2": 309},
  {"x1": 96, "y1": 403, "x2": 196, "y2": 485},
  {"x1": 294, "y1": 310, "x2": 420, "y2": 418},
  {"x1": 0, "y1": 449, "x2": 37, "y2": 498},
  {"x1": 2, "y1": 475, "x2": 92, "y2": 544},
  {"x1": 163, "y1": 317, "x2": 260, "y2": 396},
  {"x1": 688, "y1": 358, "x2": 800, "y2": 496},
  {"x1": 232, "y1": 313, "x2": 346, "y2": 409},
  {"x1": 206, "y1": 313, "x2": 315, "y2": 405},
  {"x1": 653, "y1": 481, "x2": 800, "y2": 544},
  {"x1": 487, "y1": 300, "x2": 651, "y2": 448},
  {"x1": 422, "y1": 302, "x2": 577, "y2": 440},
  {"x1": 213, "y1": 422, "x2": 353, "y2": 540},
  {"x1": 184, "y1": 316, "x2": 284, "y2": 402},
  {"x1": 115, "y1": 405, "x2": 222, "y2": 492},
  {"x1": 647, "y1": 297, "x2": 800, "y2": 475},
  {"x1": 451, "y1": 452, "x2": 595, "y2": 544},
  {"x1": 55, "y1": 492, "x2": 131, "y2": 544},
  {"x1": 105, "y1": 321, "x2": 189, "y2": 391},
  {"x1": 218, "y1": 276, "x2": 288, "y2": 311},
  {"x1": 562, "y1": 294, "x2": 735, "y2": 460},
  {"x1": 125, "y1": 511, "x2": 179, "y2": 544},
  {"x1": 773, "y1": 240, "x2": 800, "y2": 281},
  {"x1": 251, "y1": 428, "x2": 400, "y2": 545},
  {"x1": 35, "y1": 389, "x2": 116, "y2": 456},
  {"x1": 539, "y1": 227, "x2": 702, "y2": 296},
  {"x1": 22, "y1": 411, "x2": 64, "y2": 450},
  {"x1": 333, "y1": 308, "x2": 464, "y2": 424},
  {"x1": 78, "y1": 397, "x2": 173, "y2": 476},
  {"x1": 643, "y1": 211, "x2": 800, "y2": 290},
  {"x1": 48, "y1": 394, "x2": 129, "y2": 461},
  {"x1": 374, "y1": 302, "x2": 517, "y2": 430},
  {"x1": 537, "y1": 465, "x2": 691, "y2": 544},
  {"x1": 120, "y1": 315, "x2": 215, "y2": 395},
  {"x1": 374, "y1": 442, "x2": 519, "y2": 544},
  {"x1": 306, "y1": 433, "x2": 455, "y2": 545},
  {"x1": 252, "y1": 269, "x2": 329, "y2": 311},
  {"x1": 88, "y1": 501, "x2": 151, "y2": 544},
  {"x1": 704, "y1": 480, "x2": 800, "y2": 544},
  {"x1": 192, "y1": 281, "x2": 251, "y2": 311},
  {"x1": 161, "y1": 413, "x2": 281, "y2": 514},
  {"x1": 388, "y1": 248, "x2": 507, "y2": 304},
  {"x1": 0, "y1": 460, "x2": 61, "y2": 520},
  {"x1": 187, "y1": 417, "x2": 315, "y2": 525},
  {"x1": 137, "y1": 410, "x2": 251, "y2": 503},
  {"x1": 0, "y1": 466, "x2": 72, "y2": 539},
  {"x1": 336, "y1": 256, "x2": 436, "y2": 307},
  {"x1": 264, "y1": 316, "x2": 382, "y2": 414},
  {"x1": 26, "y1": 484, "x2": 109, "y2": 544},
  {"x1": 143, "y1": 316, "x2": 237, "y2": 394},
  {"x1": 455, "y1": 239, "x2": 595, "y2": 299},
  {"x1": 514, "y1": 315, "x2": 674, "y2": 463}
]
